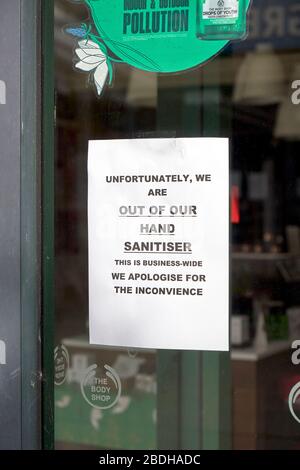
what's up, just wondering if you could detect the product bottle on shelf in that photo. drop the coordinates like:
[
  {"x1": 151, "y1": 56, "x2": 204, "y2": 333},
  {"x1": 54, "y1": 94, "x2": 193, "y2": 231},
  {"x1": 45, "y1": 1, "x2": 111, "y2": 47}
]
[{"x1": 197, "y1": 0, "x2": 248, "y2": 41}]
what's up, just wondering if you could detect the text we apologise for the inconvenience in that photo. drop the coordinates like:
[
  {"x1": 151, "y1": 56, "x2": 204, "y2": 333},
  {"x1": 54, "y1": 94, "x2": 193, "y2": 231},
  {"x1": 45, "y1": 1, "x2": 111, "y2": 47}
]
[{"x1": 108, "y1": 172, "x2": 212, "y2": 297}]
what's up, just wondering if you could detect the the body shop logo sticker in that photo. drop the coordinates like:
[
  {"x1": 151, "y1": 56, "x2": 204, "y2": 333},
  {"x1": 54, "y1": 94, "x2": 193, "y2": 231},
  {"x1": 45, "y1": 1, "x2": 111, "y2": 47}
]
[
  {"x1": 54, "y1": 345, "x2": 69, "y2": 386},
  {"x1": 81, "y1": 363, "x2": 121, "y2": 410}
]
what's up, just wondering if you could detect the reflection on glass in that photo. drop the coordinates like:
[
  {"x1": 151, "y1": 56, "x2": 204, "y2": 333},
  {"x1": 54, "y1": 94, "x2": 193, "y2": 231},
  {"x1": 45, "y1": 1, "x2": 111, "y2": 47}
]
[{"x1": 55, "y1": 0, "x2": 300, "y2": 450}]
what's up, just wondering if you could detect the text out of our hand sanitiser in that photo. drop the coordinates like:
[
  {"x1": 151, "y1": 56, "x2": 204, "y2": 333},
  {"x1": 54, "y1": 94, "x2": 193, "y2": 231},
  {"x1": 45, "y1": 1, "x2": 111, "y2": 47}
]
[{"x1": 197, "y1": 0, "x2": 248, "y2": 41}]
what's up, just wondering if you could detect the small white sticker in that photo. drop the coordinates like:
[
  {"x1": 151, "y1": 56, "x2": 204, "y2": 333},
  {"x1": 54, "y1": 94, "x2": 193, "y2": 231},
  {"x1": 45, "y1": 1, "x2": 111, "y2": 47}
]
[{"x1": 203, "y1": 0, "x2": 239, "y2": 20}]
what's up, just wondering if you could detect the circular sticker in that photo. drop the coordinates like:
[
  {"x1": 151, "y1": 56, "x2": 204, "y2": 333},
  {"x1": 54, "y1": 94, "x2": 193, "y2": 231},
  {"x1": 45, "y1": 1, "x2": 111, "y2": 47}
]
[
  {"x1": 85, "y1": 0, "x2": 251, "y2": 73},
  {"x1": 54, "y1": 345, "x2": 69, "y2": 386},
  {"x1": 288, "y1": 381, "x2": 300, "y2": 424},
  {"x1": 81, "y1": 363, "x2": 122, "y2": 410}
]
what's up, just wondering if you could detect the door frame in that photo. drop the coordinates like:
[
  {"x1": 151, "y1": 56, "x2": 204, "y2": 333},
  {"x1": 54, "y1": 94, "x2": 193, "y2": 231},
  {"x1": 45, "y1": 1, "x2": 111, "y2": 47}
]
[{"x1": 41, "y1": 0, "x2": 231, "y2": 451}]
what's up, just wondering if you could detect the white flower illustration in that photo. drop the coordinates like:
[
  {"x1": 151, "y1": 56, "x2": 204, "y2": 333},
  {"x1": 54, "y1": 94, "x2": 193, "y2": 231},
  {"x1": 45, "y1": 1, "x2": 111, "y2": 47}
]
[{"x1": 75, "y1": 39, "x2": 108, "y2": 96}]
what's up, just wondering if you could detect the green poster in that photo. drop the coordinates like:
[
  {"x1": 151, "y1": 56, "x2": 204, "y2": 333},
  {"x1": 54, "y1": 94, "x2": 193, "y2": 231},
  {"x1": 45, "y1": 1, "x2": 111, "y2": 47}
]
[{"x1": 66, "y1": 0, "x2": 251, "y2": 96}]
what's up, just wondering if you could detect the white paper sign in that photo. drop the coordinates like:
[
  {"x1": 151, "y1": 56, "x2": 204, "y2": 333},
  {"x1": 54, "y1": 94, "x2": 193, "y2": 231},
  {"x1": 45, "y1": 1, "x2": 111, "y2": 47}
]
[{"x1": 88, "y1": 138, "x2": 229, "y2": 351}]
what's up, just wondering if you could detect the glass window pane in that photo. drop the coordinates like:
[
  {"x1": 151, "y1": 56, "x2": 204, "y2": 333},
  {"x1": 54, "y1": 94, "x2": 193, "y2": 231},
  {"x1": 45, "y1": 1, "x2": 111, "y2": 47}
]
[{"x1": 53, "y1": 0, "x2": 300, "y2": 450}]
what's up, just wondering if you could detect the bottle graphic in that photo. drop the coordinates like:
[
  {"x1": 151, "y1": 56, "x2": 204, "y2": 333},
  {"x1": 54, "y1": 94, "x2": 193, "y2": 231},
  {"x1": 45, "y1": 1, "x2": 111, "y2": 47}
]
[{"x1": 197, "y1": 0, "x2": 248, "y2": 41}]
